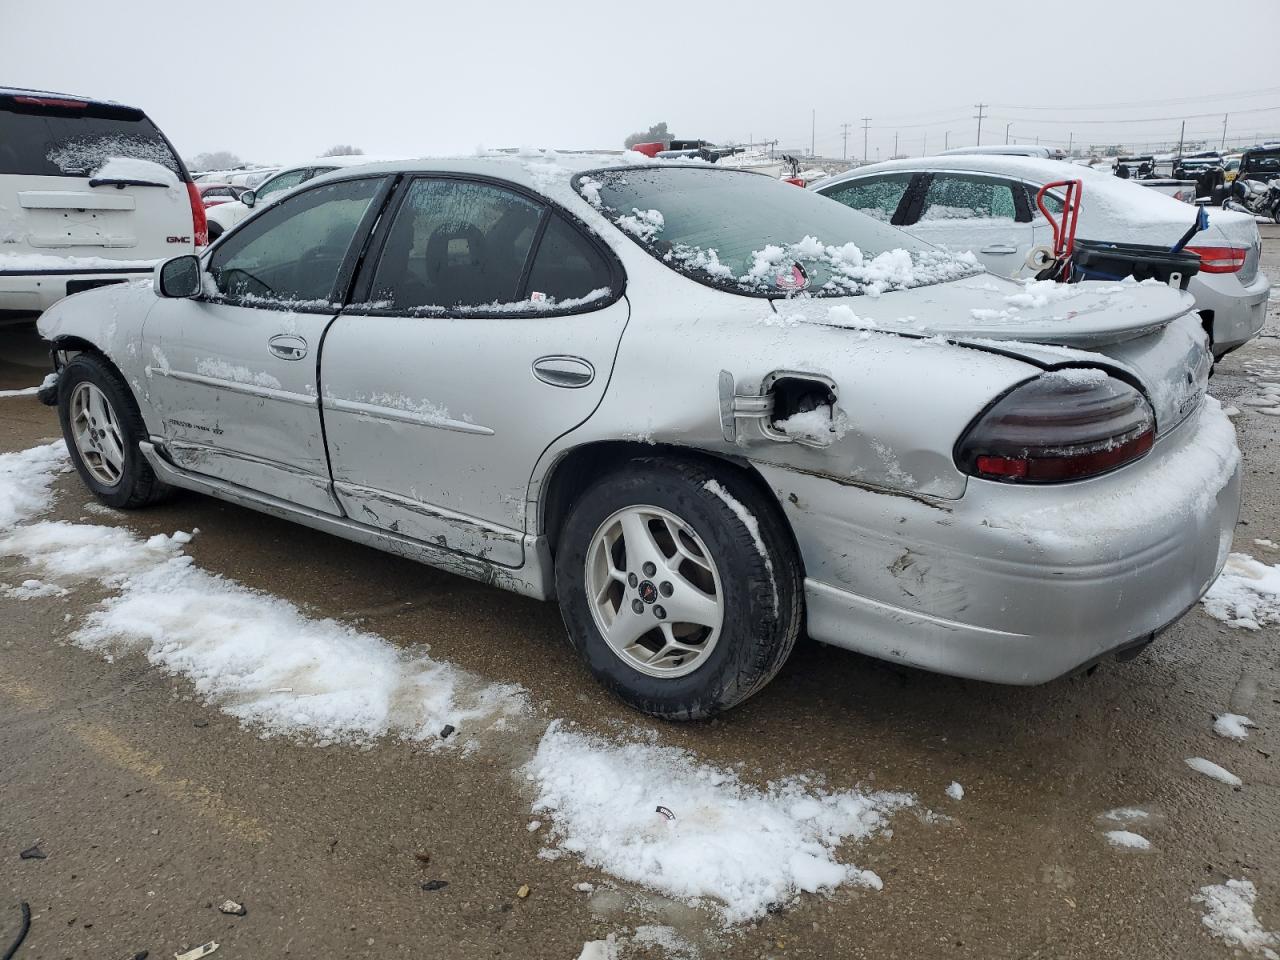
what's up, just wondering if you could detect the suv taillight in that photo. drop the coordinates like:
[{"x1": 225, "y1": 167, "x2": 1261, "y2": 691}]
[
  {"x1": 956, "y1": 370, "x2": 1155, "y2": 483},
  {"x1": 1184, "y1": 245, "x2": 1246, "y2": 273},
  {"x1": 186, "y1": 182, "x2": 209, "y2": 247}
]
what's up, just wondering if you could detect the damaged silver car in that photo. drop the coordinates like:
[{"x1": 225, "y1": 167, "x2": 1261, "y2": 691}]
[{"x1": 37, "y1": 155, "x2": 1242, "y2": 719}]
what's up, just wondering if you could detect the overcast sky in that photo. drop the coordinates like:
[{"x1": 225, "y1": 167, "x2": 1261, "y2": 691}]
[{"x1": 5, "y1": 0, "x2": 1279, "y2": 166}]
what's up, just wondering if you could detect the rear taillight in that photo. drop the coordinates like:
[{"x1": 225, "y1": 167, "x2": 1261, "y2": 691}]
[
  {"x1": 13, "y1": 95, "x2": 88, "y2": 109},
  {"x1": 956, "y1": 370, "x2": 1155, "y2": 484},
  {"x1": 1185, "y1": 245, "x2": 1246, "y2": 273},
  {"x1": 186, "y1": 182, "x2": 209, "y2": 247}
]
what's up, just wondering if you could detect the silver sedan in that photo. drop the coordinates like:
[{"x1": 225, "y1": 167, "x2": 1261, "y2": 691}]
[{"x1": 37, "y1": 155, "x2": 1241, "y2": 718}]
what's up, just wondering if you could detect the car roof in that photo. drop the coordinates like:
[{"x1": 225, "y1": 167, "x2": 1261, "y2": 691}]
[{"x1": 305, "y1": 150, "x2": 715, "y2": 207}]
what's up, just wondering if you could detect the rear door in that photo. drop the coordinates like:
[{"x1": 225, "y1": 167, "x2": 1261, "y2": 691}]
[
  {"x1": 903, "y1": 172, "x2": 1036, "y2": 278},
  {"x1": 815, "y1": 172, "x2": 917, "y2": 225},
  {"x1": 0, "y1": 93, "x2": 195, "y2": 268},
  {"x1": 320, "y1": 175, "x2": 629, "y2": 565}
]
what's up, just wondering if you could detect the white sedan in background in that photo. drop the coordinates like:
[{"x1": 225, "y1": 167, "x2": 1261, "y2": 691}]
[
  {"x1": 205, "y1": 155, "x2": 387, "y2": 239},
  {"x1": 813, "y1": 155, "x2": 1269, "y2": 358}
]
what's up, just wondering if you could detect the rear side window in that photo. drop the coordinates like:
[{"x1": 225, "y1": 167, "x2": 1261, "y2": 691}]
[
  {"x1": 524, "y1": 215, "x2": 612, "y2": 305},
  {"x1": 919, "y1": 174, "x2": 1019, "y2": 222},
  {"x1": 0, "y1": 97, "x2": 181, "y2": 177},
  {"x1": 820, "y1": 173, "x2": 913, "y2": 223},
  {"x1": 369, "y1": 178, "x2": 544, "y2": 312}
]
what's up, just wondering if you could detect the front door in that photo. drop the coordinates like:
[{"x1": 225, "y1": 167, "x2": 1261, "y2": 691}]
[
  {"x1": 142, "y1": 174, "x2": 388, "y2": 513},
  {"x1": 320, "y1": 176, "x2": 629, "y2": 566},
  {"x1": 905, "y1": 172, "x2": 1037, "y2": 279}
]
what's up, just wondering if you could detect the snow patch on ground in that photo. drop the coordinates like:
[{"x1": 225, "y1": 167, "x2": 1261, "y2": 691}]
[
  {"x1": 1213, "y1": 713, "x2": 1256, "y2": 741},
  {"x1": 1186, "y1": 757, "x2": 1243, "y2": 787},
  {"x1": 0, "y1": 442, "x2": 69, "y2": 528},
  {"x1": 1104, "y1": 830, "x2": 1151, "y2": 850},
  {"x1": 1203, "y1": 553, "x2": 1280, "y2": 629},
  {"x1": 1102, "y1": 806, "x2": 1150, "y2": 823},
  {"x1": 945, "y1": 782, "x2": 964, "y2": 801},
  {"x1": 525, "y1": 721, "x2": 912, "y2": 925},
  {"x1": 1193, "y1": 880, "x2": 1280, "y2": 959}
]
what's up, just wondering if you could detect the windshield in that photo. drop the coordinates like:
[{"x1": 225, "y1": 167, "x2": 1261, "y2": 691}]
[{"x1": 577, "y1": 165, "x2": 981, "y2": 298}]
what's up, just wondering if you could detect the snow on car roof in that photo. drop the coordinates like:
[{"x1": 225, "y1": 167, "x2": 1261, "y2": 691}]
[{"x1": 822, "y1": 154, "x2": 1255, "y2": 238}]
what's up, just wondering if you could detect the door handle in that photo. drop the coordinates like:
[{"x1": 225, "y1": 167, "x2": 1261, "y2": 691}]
[
  {"x1": 268, "y1": 334, "x2": 308, "y2": 361},
  {"x1": 980, "y1": 244, "x2": 1018, "y2": 254},
  {"x1": 532, "y1": 355, "x2": 595, "y2": 388}
]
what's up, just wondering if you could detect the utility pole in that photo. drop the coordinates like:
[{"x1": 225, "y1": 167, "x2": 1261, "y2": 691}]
[
  {"x1": 810, "y1": 109, "x2": 815, "y2": 157},
  {"x1": 861, "y1": 117, "x2": 871, "y2": 163},
  {"x1": 974, "y1": 103, "x2": 988, "y2": 145},
  {"x1": 1005, "y1": 121, "x2": 1012, "y2": 144},
  {"x1": 1220, "y1": 114, "x2": 1228, "y2": 151},
  {"x1": 1067, "y1": 131, "x2": 1073, "y2": 155},
  {"x1": 840, "y1": 122, "x2": 852, "y2": 160},
  {"x1": 922, "y1": 132, "x2": 927, "y2": 155},
  {"x1": 944, "y1": 130, "x2": 950, "y2": 150},
  {"x1": 1176, "y1": 119, "x2": 1185, "y2": 159},
  {"x1": 893, "y1": 131, "x2": 899, "y2": 158}
]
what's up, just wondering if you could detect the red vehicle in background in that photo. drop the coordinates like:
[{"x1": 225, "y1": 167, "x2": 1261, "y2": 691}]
[{"x1": 196, "y1": 182, "x2": 248, "y2": 208}]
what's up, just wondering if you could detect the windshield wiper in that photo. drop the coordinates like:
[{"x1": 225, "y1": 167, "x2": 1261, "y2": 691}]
[{"x1": 88, "y1": 177, "x2": 170, "y2": 189}]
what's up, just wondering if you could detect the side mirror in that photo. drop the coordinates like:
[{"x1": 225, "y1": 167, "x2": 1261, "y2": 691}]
[
  {"x1": 241, "y1": 189, "x2": 257, "y2": 208},
  {"x1": 154, "y1": 255, "x2": 202, "y2": 299}
]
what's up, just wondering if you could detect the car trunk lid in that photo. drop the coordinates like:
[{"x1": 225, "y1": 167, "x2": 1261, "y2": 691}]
[{"x1": 772, "y1": 275, "x2": 1209, "y2": 436}]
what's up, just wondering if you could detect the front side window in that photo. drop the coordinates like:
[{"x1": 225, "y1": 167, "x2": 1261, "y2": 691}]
[
  {"x1": 256, "y1": 168, "x2": 311, "y2": 202},
  {"x1": 369, "y1": 178, "x2": 544, "y2": 312},
  {"x1": 581, "y1": 165, "x2": 980, "y2": 298},
  {"x1": 819, "y1": 173, "x2": 913, "y2": 223},
  {"x1": 207, "y1": 176, "x2": 382, "y2": 305},
  {"x1": 919, "y1": 174, "x2": 1019, "y2": 222}
]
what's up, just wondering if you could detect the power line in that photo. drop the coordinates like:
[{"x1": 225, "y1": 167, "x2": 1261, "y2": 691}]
[
  {"x1": 992, "y1": 104, "x2": 1280, "y2": 125},
  {"x1": 992, "y1": 84, "x2": 1280, "y2": 112}
]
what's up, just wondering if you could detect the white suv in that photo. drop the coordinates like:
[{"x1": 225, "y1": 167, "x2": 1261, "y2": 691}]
[{"x1": 0, "y1": 87, "x2": 204, "y2": 317}]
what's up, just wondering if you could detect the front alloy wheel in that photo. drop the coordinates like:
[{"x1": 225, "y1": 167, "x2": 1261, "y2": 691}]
[{"x1": 69, "y1": 381, "x2": 126, "y2": 486}]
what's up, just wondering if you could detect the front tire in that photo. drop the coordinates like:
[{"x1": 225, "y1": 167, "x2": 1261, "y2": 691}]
[
  {"x1": 555, "y1": 458, "x2": 802, "y2": 720},
  {"x1": 57, "y1": 353, "x2": 168, "y2": 509}
]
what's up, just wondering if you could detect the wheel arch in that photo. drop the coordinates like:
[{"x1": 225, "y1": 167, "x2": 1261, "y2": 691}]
[{"x1": 537, "y1": 439, "x2": 804, "y2": 576}]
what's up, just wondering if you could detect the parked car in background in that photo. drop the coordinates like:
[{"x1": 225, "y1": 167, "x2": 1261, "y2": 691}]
[
  {"x1": 196, "y1": 182, "x2": 248, "y2": 208},
  {"x1": 0, "y1": 87, "x2": 203, "y2": 317},
  {"x1": 36, "y1": 155, "x2": 1240, "y2": 718},
  {"x1": 205, "y1": 156, "x2": 381, "y2": 240},
  {"x1": 814, "y1": 155, "x2": 1268, "y2": 357}
]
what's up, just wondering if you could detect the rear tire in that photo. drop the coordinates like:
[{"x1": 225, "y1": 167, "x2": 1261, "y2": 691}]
[
  {"x1": 555, "y1": 457, "x2": 802, "y2": 720},
  {"x1": 57, "y1": 353, "x2": 168, "y2": 509}
]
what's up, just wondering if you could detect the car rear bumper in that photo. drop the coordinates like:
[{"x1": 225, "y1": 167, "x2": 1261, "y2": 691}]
[
  {"x1": 758, "y1": 399, "x2": 1241, "y2": 684},
  {"x1": 1192, "y1": 269, "x2": 1270, "y2": 356},
  {"x1": 0, "y1": 268, "x2": 153, "y2": 313}
]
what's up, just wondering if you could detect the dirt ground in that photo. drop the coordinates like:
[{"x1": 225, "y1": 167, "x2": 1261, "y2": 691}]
[{"x1": 2, "y1": 231, "x2": 1278, "y2": 960}]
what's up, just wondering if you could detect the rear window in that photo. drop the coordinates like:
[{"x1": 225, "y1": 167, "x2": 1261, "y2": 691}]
[
  {"x1": 0, "y1": 97, "x2": 182, "y2": 178},
  {"x1": 578, "y1": 165, "x2": 980, "y2": 298}
]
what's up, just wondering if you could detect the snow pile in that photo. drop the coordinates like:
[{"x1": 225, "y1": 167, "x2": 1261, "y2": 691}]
[
  {"x1": 945, "y1": 782, "x2": 964, "y2": 801},
  {"x1": 525, "y1": 721, "x2": 912, "y2": 924},
  {"x1": 1104, "y1": 830, "x2": 1151, "y2": 850},
  {"x1": 92, "y1": 156, "x2": 179, "y2": 187},
  {"x1": 616, "y1": 208, "x2": 665, "y2": 241},
  {"x1": 0, "y1": 442, "x2": 68, "y2": 528},
  {"x1": 1192, "y1": 880, "x2": 1280, "y2": 959},
  {"x1": 1, "y1": 514, "x2": 526, "y2": 747},
  {"x1": 774, "y1": 405, "x2": 849, "y2": 446},
  {"x1": 1186, "y1": 757, "x2": 1242, "y2": 787},
  {"x1": 1203, "y1": 554, "x2": 1280, "y2": 629},
  {"x1": 1214, "y1": 713, "x2": 1256, "y2": 741},
  {"x1": 967, "y1": 278, "x2": 1124, "y2": 322},
  {"x1": 2, "y1": 578, "x2": 68, "y2": 599}
]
